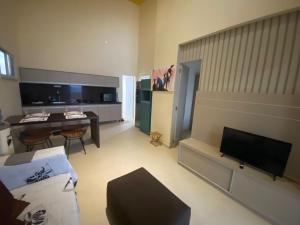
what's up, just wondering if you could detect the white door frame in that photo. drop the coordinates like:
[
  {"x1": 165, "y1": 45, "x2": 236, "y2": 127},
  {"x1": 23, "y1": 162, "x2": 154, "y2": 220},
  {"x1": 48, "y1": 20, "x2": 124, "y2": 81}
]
[
  {"x1": 171, "y1": 63, "x2": 183, "y2": 146},
  {"x1": 122, "y1": 75, "x2": 136, "y2": 122},
  {"x1": 171, "y1": 59, "x2": 201, "y2": 146}
]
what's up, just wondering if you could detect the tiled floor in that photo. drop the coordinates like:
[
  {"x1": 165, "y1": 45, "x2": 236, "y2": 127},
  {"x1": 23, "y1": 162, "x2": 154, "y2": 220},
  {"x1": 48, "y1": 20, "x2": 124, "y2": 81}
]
[{"x1": 68, "y1": 121, "x2": 270, "y2": 225}]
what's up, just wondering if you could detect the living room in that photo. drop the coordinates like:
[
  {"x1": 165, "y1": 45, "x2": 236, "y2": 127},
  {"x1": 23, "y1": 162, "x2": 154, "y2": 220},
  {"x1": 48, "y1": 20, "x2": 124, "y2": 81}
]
[{"x1": 0, "y1": 1, "x2": 299, "y2": 225}]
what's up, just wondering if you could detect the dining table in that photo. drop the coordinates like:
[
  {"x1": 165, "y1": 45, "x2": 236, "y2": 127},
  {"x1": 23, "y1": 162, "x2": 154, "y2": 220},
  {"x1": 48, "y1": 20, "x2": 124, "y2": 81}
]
[{"x1": 5, "y1": 111, "x2": 100, "y2": 148}]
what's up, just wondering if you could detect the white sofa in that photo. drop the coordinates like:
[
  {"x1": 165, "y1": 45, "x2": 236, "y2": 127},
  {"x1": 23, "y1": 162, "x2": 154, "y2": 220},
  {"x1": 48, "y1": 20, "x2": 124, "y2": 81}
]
[{"x1": 0, "y1": 146, "x2": 81, "y2": 225}]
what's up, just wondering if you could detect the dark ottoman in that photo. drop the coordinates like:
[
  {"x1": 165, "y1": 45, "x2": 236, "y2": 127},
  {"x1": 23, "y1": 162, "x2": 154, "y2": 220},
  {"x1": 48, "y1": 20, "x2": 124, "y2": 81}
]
[{"x1": 106, "y1": 167, "x2": 191, "y2": 225}]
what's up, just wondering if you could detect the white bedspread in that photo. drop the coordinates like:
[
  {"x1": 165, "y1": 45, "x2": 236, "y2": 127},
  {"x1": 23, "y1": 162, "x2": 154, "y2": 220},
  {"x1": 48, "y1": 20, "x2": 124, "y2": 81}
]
[
  {"x1": 12, "y1": 173, "x2": 81, "y2": 225},
  {"x1": 0, "y1": 146, "x2": 78, "y2": 190}
]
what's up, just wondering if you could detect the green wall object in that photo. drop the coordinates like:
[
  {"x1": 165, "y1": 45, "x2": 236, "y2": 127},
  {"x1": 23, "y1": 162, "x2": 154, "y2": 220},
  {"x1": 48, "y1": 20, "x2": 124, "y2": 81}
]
[
  {"x1": 139, "y1": 79, "x2": 152, "y2": 134},
  {"x1": 141, "y1": 79, "x2": 151, "y2": 90},
  {"x1": 140, "y1": 100, "x2": 151, "y2": 134}
]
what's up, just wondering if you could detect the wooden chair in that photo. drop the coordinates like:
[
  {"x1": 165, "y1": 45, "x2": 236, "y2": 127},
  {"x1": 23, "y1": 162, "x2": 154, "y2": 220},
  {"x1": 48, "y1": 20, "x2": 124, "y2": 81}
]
[
  {"x1": 61, "y1": 124, "x2": 88, "y2": 157},
  {"x1": 20, "y1": 128, "x2": 53, "y2": 152}
]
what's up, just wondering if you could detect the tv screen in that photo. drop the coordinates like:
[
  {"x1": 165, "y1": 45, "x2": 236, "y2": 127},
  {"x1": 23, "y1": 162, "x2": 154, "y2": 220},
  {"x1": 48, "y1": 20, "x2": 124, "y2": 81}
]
[{"x1": 220, "y1": 127, "x2": 291, "y2": 178}]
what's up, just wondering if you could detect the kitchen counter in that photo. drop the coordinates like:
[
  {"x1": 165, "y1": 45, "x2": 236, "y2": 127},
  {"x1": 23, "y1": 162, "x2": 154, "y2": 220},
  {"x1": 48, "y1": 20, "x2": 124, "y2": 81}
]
[{"x1": 22, "y1": 103, "x2": 122, "y2": 123}]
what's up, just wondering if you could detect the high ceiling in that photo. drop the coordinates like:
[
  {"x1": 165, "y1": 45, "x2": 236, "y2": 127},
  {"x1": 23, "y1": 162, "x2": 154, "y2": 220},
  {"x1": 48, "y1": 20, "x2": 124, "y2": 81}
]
[{"x1": 128, "y1": 0, "x2": 145, "y2": 5}]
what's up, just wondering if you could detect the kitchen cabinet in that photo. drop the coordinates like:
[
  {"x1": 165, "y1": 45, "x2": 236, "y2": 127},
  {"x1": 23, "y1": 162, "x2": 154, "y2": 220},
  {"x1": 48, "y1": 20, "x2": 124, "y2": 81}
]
[
  {"x1": 81, "y1": 105, "x2": 99, "y2": 116},
  {"x1": 20, "y1": 68, "x2": 119, "y2": 87},
  {"x1": 98, "y1": 104, "x2": 122, "y2": 122},
  {"x1": 20, "y1": 68, "x2": 50, "y2": 83}
]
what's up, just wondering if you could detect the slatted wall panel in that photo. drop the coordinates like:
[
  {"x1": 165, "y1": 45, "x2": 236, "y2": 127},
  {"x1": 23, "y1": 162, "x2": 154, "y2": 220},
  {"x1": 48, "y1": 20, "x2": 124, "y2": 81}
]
[{"x1": 179, "y1": 10, "x2": 300, "y2": 95}]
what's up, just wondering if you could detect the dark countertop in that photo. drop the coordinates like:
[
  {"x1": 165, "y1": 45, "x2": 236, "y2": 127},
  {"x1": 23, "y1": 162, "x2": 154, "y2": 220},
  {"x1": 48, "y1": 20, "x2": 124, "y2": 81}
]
[
  {"x1": 5, "y1": 111, "x2": 100, "y2": 148},
  {"x1": 6, "y1": 111, "x2": 98, "y2": 126},
  {"x1": 22, "y1": 102, "x2": 122, "y2": 107}
]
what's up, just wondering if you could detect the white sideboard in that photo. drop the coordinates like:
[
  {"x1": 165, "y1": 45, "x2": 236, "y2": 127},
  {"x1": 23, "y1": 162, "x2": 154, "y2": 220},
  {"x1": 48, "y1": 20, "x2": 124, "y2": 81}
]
[{"x1": 179, "y1": 138, "x2": 300, "y2": 225}]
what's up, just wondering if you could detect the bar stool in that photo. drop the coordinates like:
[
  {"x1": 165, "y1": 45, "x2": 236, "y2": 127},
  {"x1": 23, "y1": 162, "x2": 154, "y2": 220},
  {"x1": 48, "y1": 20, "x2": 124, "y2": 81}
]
[
  {"x1": 20, "y1": 128, "x2": 53, "y2": 152},
  {"x1": 61, "y1": 124, "x2": 88, "y2": 157}
]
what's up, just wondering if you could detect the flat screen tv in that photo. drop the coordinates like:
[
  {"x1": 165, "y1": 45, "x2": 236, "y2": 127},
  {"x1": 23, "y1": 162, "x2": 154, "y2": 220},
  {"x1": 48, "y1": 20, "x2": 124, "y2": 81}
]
[{"x1": 220, "y1": 127, "x2": 291, "y2": 180}]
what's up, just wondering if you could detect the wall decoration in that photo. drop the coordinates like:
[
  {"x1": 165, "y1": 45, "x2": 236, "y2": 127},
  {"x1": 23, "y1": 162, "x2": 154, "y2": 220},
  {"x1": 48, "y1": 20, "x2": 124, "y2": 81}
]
[{"x1": 151, "y1": 65, "x2": 176, "y2": 91}]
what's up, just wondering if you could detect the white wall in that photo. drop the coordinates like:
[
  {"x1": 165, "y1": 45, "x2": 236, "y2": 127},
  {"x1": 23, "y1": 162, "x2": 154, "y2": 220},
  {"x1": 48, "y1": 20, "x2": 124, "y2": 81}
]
[
  {"x1": 154, "y1": 0, "x2": 300, "y2": 68},
  {"x1": 151, "y1": 92, "x2": 174, "y2": 146},
  {"x1": 137, "y1": 0, "x2": 157, "y2": 75},
  {"x1": 17, "y1": 0, "x2": 140, "y2": 77},
  {"x1": 0, "y1": 0, "x2": 22, "y2": 118},
  {"x1": 0, "y1": 0, "x2": 139, "y2": 118}
]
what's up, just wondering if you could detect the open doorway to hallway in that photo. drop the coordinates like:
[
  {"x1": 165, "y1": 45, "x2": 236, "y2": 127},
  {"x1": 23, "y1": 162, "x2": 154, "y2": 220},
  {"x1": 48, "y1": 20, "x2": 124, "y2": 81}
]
[
  {"x1": 172, "y1": 60, "x2": 201, "y2": 145},
  {"x1": 122, "y1": 75, "x2": 135, "y2": 122}
]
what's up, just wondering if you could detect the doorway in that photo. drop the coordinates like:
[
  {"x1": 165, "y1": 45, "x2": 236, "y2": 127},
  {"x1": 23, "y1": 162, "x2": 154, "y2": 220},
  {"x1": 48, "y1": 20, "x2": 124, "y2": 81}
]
[
  {"x1": 172, "y1": 60, "x2": 201, "y2": 145},
  {"x1": 122, "y1": 75, "x2": 135, "y2": 122}
]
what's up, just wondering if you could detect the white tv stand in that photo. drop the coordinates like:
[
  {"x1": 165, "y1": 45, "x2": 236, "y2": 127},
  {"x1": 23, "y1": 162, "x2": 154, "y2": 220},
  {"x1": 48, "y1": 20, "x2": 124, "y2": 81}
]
[{"x1": 179, "y1": 138, "x2": 300, "y2": 225}]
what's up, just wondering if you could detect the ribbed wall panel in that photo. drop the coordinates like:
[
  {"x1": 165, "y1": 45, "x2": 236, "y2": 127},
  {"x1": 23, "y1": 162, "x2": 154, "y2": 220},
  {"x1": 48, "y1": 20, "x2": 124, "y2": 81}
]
[{"x1": 179, "y1": 10, "x2": 300, "y2": 95}]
